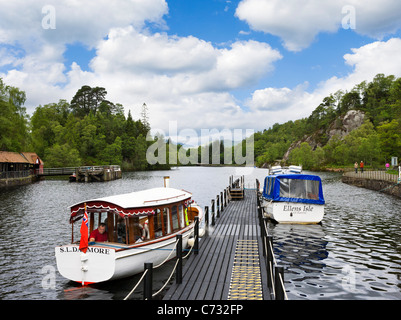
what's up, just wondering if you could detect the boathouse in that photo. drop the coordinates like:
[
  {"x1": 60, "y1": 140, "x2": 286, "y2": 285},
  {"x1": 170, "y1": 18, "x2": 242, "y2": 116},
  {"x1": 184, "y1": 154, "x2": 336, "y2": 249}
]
[{"x1": 0, "y1": 151, "x2": 44, "y2": 187}]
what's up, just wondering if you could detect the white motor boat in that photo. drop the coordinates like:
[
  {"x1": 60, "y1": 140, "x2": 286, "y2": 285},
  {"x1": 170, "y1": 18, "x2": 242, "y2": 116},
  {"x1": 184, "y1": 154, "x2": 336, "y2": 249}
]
[
  {"x1": 260, "y1": 166, "x2": 325, "y2": 224},
  {"x1": 55, "y1": 178, "x2": 203, "y2": 285}
]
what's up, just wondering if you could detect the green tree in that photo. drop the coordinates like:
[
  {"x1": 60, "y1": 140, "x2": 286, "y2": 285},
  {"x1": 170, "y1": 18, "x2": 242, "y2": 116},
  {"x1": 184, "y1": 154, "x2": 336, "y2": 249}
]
[
  {"x1": 45, "y1": 144, "x2": 81, "y2": 167},
  {"x1": 30, "y1": 100, "x2": 70, "y2": 156},
  {"x1": 100, "y1": 137, "x2": 122, "y2": 165},
  {"x1": 0, "y1": 78, "x2": 30, "y2": 151},
  {"x1": 289, "y1": 143, "x2": 324, "y2": 170},
  {"x1": 377, "y1": 120, "x2": 401, "y2": 160},
  {"x1": 70, "y1": 85, "x2": 107, "y2": 118}
]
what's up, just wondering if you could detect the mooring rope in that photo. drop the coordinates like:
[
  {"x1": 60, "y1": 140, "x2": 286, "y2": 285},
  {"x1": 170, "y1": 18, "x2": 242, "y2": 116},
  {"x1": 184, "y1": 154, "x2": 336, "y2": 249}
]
[
  {"x1": 152, "y1": 235, "x2": 198, "y2": 298},
  {"x1": 278, "y1": 273, "x2": 288, "y2": 300},
  {"x1": 152, "y1": 259, "x2": 179, "y2": 298},
  {"x1": 123, "y1": 235, "x2": 198, "y2": 300},
  {"x1": 123, "y1": 269, "x2": 148, "y2": 300},
  {"x1": 153, "y1": 240, "x2": 179, "y2": 269}
]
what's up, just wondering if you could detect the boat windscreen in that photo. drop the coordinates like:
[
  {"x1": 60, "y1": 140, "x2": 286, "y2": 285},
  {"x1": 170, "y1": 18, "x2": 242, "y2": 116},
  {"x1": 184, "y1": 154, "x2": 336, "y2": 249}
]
[{"x1": 279, "y1": 178, "x2": 320, "y2": 200}]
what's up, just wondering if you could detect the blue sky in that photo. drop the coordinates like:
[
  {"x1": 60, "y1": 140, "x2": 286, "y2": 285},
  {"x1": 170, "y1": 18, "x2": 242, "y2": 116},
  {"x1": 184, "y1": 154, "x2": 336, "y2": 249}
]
[{"x1": 1, "y1": 0, "x2": 401, "y2": 142}]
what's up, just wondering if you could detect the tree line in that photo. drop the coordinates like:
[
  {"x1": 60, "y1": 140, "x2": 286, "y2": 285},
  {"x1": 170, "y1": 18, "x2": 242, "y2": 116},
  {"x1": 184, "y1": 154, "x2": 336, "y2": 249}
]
[
  {"x1": 254, "y1": 74, "x2": 401, "y2": 170},
  {"x1": 0, "y1": 81, "x2": 169, "y2": 170},
  {"x1": 2, "y1": 74, "x2": 401, "y2": 171}
]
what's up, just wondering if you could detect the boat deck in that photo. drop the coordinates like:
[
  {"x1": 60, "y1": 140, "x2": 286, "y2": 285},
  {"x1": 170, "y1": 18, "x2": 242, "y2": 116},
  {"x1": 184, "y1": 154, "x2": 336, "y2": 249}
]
[{"x1": 163, "y1": 189, "x2": 271, "y2": 300}]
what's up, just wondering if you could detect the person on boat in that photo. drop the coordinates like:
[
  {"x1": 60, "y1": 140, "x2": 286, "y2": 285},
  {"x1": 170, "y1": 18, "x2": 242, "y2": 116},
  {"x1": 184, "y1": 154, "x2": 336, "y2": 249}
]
[
  {"x1": 89, "y1": 223, "x2": 108, "y2": 242},
  {"x1": 132, "y1": 218, "x2": 148, "y2": 242},
  {"x1": 117, "y1": 217, "x2": 126, "y2": 243},
  {"x1": 140, "y1": 220, "x2": 149, "y2": 241},
  {"x1": 354, "y1": 162, "x2": 358, "y2": 173}
]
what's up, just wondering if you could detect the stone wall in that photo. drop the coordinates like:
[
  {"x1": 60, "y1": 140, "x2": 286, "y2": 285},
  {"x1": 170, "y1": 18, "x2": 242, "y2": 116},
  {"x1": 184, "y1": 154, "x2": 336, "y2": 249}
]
[
  {"x1": 342, "y1": 175, "x2": 401, "y2": 199},
  {"x1": 0, "y1": 175, "x2": 36, "y2": 188}
]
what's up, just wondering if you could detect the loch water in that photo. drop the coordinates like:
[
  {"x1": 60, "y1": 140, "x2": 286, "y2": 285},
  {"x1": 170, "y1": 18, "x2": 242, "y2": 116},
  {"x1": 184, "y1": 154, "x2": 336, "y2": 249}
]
[{"x1": 0, "y1": 167, "x2": 400, "y2": 300}]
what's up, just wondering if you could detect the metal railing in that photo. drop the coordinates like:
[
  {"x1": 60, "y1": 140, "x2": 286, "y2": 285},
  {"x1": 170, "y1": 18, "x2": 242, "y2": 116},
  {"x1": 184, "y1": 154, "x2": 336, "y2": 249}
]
[
  {"x1": 343, "y1": 170, "x2": 399, "y2": 183},
  {"x1": 40, "y1": 165, "x2": 121, "y2": 176},
  {"x1": 256, "y1": 180, "x2": 288, "y2": 300}
]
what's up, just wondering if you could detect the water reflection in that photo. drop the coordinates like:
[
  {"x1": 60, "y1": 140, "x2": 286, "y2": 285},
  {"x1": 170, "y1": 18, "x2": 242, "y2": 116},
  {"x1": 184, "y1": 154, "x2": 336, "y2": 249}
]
[
  {"x1": 1, "y1": 167, "x2": 401, "y2": 300},
  {"x1": 266, "y1": 172, "x2": 401, "y2": 300}
]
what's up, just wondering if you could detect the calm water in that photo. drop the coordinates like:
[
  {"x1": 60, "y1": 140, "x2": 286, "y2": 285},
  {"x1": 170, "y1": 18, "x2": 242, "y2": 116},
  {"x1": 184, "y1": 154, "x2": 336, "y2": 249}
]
[{"x1": 1, "y1": 167, "x2": 401, "y2": 300}]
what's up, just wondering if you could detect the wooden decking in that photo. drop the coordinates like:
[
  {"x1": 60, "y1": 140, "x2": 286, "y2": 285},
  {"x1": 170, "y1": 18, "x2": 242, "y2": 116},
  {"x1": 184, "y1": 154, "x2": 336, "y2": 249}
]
[{"x1": 163, "y1": 189, "x2": 270, "y2": 300}]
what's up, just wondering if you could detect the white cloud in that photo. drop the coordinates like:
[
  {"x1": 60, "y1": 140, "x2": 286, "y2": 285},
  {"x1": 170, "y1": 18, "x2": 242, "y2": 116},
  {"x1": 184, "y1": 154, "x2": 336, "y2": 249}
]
[
  {"x1": 0, "y1": 0, "x2": 168, "y2": 48},
  {"x1": 70, "y1": 29, "x2": 282, "y2": 134},
  {"x1": 246, "y1": 38, "x2": 401, "y2": 129},
  {"x1": 2, "y1": 0, "x2": 401, "y2": 146},
  {"x1": 91, "y1": 27, "x2": 217, "y2": 75},
  {"x1": 235, "y1": 0, "x2": 401, "y2": 51},
  {"x1": 0, "y1": 0, "x2": 170, "y2": 106},
  {"x1": 314, "y1": 38, "x2": 401, "y2": 96}
]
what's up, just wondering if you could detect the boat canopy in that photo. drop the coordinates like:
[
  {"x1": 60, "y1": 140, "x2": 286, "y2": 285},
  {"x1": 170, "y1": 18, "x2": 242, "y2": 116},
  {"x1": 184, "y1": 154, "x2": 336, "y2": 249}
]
[
  {"x1": 262, "y1": 174, "x2": 325, "y2": 205},
  {"x1": 69, "y1": 187, "x2": 192, "y2": 222}
]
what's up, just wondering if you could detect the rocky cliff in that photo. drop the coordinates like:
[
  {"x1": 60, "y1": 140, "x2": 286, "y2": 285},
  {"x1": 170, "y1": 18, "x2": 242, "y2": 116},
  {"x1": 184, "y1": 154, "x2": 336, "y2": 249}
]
[{"x1": 282, "y1": 110, "x2": 365, "y2": 161}]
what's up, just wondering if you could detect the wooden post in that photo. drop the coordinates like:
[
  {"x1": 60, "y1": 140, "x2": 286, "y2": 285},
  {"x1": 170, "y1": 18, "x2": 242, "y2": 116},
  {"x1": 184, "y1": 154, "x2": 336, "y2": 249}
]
[
  {"x1": 220, "y1": 192, "x2": 224, "y2": 213},
  {"x1": 205, "y1": 206, "x2": 209, "y2": 227},
  {"x1": 176, "y1": 235, "x2": 182, "y2": 284},
  {"x1": 194, "y1": 217, "x2": 199, "y2": 255},
  {"x1": 216, "y1": 195, "x2": 220, "y2": 218},
  {"x1": 275, "y1": 266, "x2": 285, "y2": 300},
  {"x1": 266, "y1": 235, "x2": 273, "y2": 290},
  {"x1": 143, "y1": 263, "x2": 153, "y2": 300},
  {"x1": 211, "y1": 199, "x2": 215, "y2": 226},
  {"x1": 224, "y1": 189, "x2": 227, "y2": 207},
  {"x1": 261, "y1": 218, "x2": 266, "y2": 257}
]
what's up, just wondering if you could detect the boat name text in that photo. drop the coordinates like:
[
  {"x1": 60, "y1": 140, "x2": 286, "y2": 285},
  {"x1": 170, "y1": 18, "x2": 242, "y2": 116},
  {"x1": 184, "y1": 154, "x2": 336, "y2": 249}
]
[
  {"x1": 283, "y1": 205, "x2": 314, "y2": 212},
  {"x1": 58, "y1": 246, "x2": 111, "y2": 255}
]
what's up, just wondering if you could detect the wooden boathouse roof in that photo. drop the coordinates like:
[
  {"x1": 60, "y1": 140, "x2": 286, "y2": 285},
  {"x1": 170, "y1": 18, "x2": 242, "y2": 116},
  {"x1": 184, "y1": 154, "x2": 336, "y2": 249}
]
[
  {"x1": 0, "y1": 151, "x2": 43, "y2": 165},
  {"x1": 0, "y1": 151, "x2": 30, "y2": 164}
]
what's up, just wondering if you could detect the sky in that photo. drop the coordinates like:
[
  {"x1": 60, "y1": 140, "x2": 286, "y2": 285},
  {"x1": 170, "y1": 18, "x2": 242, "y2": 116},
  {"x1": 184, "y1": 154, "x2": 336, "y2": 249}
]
[{"x1": 1, "y1": 0, "x2": 401, "y2": 145}]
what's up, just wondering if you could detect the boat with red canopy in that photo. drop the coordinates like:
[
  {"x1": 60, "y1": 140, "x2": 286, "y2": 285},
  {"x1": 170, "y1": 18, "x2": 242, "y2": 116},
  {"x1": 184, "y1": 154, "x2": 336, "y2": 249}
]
[{"x1": 55, "y1": 178, "x2": 203, "y2": 285}]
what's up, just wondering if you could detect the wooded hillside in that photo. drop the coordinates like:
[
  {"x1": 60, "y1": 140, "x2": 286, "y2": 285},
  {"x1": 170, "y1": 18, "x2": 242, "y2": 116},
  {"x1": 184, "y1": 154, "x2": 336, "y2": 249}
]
[
  {"x1": 0, "y1": 81, "x2": 168, "y2": 170},
  {"x1": 254, "y1": 74, "x2": 401, "y2": 169}
]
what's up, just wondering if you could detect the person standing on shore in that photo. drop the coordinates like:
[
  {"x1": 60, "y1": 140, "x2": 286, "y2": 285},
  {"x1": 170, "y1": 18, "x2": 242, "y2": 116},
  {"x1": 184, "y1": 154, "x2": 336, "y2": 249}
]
[
  {"x1": 360, "y1": 161, "x2": 364, "y2": 173},
  {"x1": 354, "y1": 162, "x2": 358, "y2": 173}
]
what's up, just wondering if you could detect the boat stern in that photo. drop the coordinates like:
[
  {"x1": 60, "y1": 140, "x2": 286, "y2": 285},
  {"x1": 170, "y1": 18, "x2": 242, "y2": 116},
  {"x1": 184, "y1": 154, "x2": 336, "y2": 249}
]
[
  {"x1": 55, "y1": 245, "x2": 116, "y2": 284},
  {"x1": 263, "y1": 201, "x2": 325, "y2": 224}
]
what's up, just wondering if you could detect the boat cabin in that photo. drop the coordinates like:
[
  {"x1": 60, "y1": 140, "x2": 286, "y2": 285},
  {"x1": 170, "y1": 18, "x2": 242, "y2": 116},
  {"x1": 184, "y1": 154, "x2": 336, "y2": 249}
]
[
  {"x1": 69, "y1": 187, "x2": 200, "y2": 245},
  {"x1": 262, "y1": 174, "x2": 325, "y2": 205}
]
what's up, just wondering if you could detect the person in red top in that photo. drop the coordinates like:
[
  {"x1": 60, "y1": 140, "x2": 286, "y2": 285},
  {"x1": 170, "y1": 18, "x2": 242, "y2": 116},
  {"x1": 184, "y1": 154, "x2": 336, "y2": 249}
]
[
  {"x1": 89, "y1": 223, "x2": 108, "y2": 242},
  {"x1": 360, "y1": 161, "x2": 364, "y2": 173}
]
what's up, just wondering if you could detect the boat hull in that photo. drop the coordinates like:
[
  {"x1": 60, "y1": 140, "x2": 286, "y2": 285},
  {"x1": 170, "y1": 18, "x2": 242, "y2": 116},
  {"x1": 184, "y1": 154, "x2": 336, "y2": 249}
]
[
  {"x1": 56, "y1": 206, "x2": 203, "y2": 284},
  {"x1": 262, "y1": 200, "x2": 324, "y2": 224}
]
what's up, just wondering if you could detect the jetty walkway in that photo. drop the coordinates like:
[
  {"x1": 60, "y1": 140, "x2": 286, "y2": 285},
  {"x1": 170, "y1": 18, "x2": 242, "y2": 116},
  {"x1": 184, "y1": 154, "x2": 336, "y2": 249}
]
[
  {"x1": 342, "y1": 170, "x2": 401, "y2": 199},
  {"x1": 163, "y1": 189, "x2": 274, "y2": 300},
  {"x1": 38, "y1": 165, "x2": 122, "y2": 182}
]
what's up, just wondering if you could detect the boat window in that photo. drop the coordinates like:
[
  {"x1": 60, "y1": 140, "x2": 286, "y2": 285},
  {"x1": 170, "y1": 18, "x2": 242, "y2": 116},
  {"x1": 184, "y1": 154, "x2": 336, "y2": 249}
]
[
  {"x1": 172, "y1": 205, "x2": 179, "y2": 230},
  {"x1": 127, "y1": 216, "x2": 144, "y2": 244},
  {"x1": 279, "y1": 178, "x2": 290, "y2": 198},
  {"x1": 305, "y1": 180, "x2": 320, "y2": 200},
  {"x1": 279, "y1": 178, "x2": 320, "y2": 200},
  {"x1": 154, "y1": 209, "x2": 163, "y2": 238},
  {"x1": 286, "y1": 179, "x2": 301, "y2": 199},
  {"x1": 270, "y1": 178, "x2": 275, "y2": 196},
  {"x1": 91, "y1": 211, "x2": 108, "y2": 232},
  {"x1": 179, "y1": 205, "x2": 185, "y2": 227},
  {"x1": 163, "y1": 208, "x2": 171, "y2": 234},
  {"x1": 116, "y1": 216, "x2": 127, "y2": 244}
]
